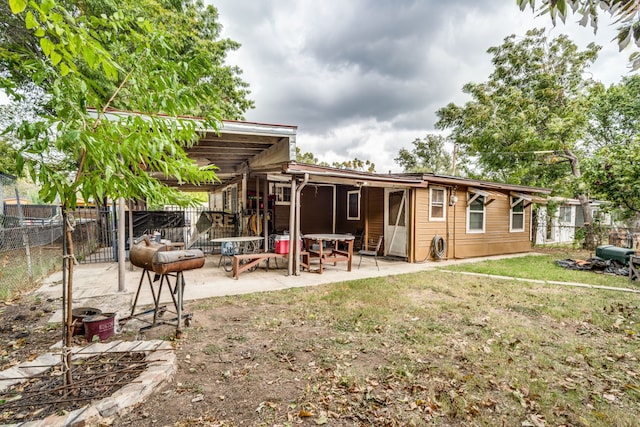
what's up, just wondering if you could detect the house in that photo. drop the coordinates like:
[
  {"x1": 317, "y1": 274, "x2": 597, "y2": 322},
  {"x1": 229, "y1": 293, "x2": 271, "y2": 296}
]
[
  {"x1": 534, "y1": 198, "x2": 613, "y2": 246},
  {"x1": 92, "y1": 109, "x2": 552, "y2": 271},
  {"x1": 209, "y1": 161, "x2": 551, "y2": 270}
]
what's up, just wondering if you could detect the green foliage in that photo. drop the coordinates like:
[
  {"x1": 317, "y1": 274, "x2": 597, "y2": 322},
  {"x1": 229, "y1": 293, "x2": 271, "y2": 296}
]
[
  {"x1": 435, "y1": 29, "x2": 599, "y2": 192},
  {"x1": 394, "y1": 134, "x2": 454, "y2": 174},
  {"x1": 583, "y1": 140, "x2": 640, "y2": 212},
  {"x1": 330, "y1": 158, "x2": 376, "y2": 173},
  {"x1": 586, "y1": 75, "x2": 640, "y2": 150},
  {"x1": 517, "y1": 0, "x2": 640, "y2": 70},
  {"x1": 0, "y1": 139, "x2": 18, "y2": 175},
  {"x1": 582, "y1": 76, "x2": 640, "y2": 215},
  {"x1": 295, "y1": 146, "x2": 319, "y2": 164},
  {"x1": 1, "y1": 0, "x2": 254, "y2": 210},
  {"x1": 295, "y1": 147, "x2": 376, "y2": 172}
]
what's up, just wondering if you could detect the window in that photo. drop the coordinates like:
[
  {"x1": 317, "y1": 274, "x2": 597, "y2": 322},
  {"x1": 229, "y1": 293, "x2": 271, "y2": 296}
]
[
  {"x1": 558, "y1": 206, "x2": 571, "y2": 223},
  {"x1": 347, "y1": 190, "x2": 360, "y2": 220},
  {"x1": 222, "y1": 189, "x2": 229, "y2": 211},
  {"x1": 429, "y1": 187, "x2": 446, "y2": 221},
  {"x1": 510, "y1": 197, "x2": 525, "y2": 232},
  {"x1": 388, "y1": 191, "x2": 406, "y2": 226},
  {"x1": 467, "y1": 193, "x2": 485, "y2": 233},
  {"x1": 272, "y1": 183, "x2": 291, "y2": 205},
  {"x1": 222, "y1": 185, "x2": 238, "y2": 212}
]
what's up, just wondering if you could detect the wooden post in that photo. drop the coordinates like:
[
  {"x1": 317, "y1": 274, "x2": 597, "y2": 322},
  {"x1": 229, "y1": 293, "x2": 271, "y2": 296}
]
[{"x1": 117, "y1": 197, "x2": 126, "y2": 292}]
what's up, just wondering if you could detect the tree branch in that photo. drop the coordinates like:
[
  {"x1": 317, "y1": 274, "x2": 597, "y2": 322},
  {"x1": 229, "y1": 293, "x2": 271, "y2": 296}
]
[{"x1": 92, "y1": 66, "x2": 136, "y2": 131}]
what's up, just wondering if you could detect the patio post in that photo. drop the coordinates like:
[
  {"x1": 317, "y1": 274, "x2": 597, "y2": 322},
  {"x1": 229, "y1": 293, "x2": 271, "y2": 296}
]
[
  {"x1": 287, "y1": 179, "x2": 297, "y2": 276},
  {"x1": 294, "y1": 173, "x2": 309, "y2": 275},
  {"x1": 263, "y1": 178, "x2": 269, "y2": 252}
]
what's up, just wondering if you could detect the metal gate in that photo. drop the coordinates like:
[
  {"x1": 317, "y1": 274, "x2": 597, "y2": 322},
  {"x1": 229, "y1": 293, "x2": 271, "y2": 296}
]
[{"x1": 72, "y1": 206, "x2": 116, "y2": 264}]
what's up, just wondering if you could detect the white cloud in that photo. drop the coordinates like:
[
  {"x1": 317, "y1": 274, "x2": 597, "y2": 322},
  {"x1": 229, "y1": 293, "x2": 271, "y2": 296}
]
[{"x1": 213, "y1": 0, "x2": 631, "y2": 173}]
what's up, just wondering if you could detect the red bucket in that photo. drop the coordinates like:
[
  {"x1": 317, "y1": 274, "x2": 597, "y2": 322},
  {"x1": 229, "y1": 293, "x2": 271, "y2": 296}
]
[
  {"x1": 83, "y1": 312, "x2": 116, "y2": 342},
  {"x1": 72, "y1": 307, "x2": 102, "y2": 336}
]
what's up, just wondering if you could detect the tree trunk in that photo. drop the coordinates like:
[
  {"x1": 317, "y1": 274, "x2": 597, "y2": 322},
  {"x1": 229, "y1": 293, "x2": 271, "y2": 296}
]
[
  {"x1": 577, "y1": 194, "x2": 595, "y2": 249},
  {"x1": 564, "y1": 148, "x2": 595, "y2": 250}
]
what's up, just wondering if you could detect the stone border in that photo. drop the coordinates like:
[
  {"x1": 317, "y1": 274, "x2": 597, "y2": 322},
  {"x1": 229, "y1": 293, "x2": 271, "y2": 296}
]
[{"x1": 0, "y1": 340, "x2": 176, "y2": 427}]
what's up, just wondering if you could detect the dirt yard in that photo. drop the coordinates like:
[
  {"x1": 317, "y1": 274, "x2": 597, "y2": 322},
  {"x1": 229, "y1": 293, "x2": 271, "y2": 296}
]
[{"x1": 1, "y1": 267, "x2": 639, "y2": 426}]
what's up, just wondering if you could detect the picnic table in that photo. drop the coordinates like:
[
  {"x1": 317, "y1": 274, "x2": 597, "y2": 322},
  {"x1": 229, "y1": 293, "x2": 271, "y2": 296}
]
[{"x1": 303, "y1": 233, "x2": 355, "y2": 274}]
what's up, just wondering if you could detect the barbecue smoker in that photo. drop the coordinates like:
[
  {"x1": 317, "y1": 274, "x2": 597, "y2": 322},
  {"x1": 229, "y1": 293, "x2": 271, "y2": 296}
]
[{"x1": 126, "y1": 236, "x2": 205, "y2": 337}]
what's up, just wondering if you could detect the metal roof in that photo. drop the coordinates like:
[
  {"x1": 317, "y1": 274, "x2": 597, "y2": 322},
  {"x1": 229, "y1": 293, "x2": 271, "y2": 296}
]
[
  {"x1": 278, "y1": 163, "x2": 551, "y2": 195},
  {"x1": 418, "y1": 173, "x2": 552, "y2": 195}
]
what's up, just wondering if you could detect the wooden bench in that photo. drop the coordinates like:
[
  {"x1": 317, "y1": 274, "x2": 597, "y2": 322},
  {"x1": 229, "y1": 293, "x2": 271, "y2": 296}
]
[{"x1": 232, "y1": 251, "x2": 310, "y2": 279}]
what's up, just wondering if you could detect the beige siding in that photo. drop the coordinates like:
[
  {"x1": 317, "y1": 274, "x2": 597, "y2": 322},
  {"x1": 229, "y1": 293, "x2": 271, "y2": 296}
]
[
  {"x1": 452, "y1": 186, "x2": 531, "y2": 258},
  {"x1": 411, "y1": 185, "x2": 533, "y2": 261},
  {"x1": 413, "y1": 188, "x2": 435, "y2": 261},
  {"x1": 414, "y1": 187, "x2": 453, "y2": 261}
]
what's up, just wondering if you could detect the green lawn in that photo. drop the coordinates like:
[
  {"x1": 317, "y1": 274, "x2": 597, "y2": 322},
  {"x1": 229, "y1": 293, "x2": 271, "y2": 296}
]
[
  {"x1": 148, "y1": 268, "x2": 640, "y2": 426},
  {"x1": 440, "y1": 253, "x2": 638, "y2": 289}
]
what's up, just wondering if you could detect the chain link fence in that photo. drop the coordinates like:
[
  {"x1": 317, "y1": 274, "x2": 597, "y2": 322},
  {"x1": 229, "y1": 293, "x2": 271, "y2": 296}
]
[
  {"x1": 1, "y1": 175, "x2": 241, "y2": 299},
  {"x1": 0, "y1": 174, "x2": 63, "y2": 299}
]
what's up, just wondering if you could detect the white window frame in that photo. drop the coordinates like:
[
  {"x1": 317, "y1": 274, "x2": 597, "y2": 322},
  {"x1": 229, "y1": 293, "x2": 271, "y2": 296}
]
[
  {"x1": 346, "y1": 190, "x2": 361, "y2": 220},
  {"x1": 510, "y1": 196, "x2": 525, "y2": 232},
  {"x1": 271, "y1": 183, "x2": 291, "y2": 205},
  {"x1": 558, "y1": 206, "x2": 572, "y2": 223},
  {"x1": 429, "y1": 187, "x2": 446, "y2": 222},
  {"x1": 466, "y1": 191, "x2": 486, "y2": 233},
  {"x1": 222, "y1": 184, "x2": 238, "y2": 213}
]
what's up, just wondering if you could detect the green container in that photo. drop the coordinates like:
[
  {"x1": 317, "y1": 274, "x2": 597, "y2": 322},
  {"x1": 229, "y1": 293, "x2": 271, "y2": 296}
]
[{"x1": 595, "y1": 245, "x2": 636, "y2": 265}]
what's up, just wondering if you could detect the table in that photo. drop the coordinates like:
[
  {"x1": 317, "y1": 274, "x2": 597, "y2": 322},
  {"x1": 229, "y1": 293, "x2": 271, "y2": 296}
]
[
  {"x1": 303, "y1": 234, "x2": 355, "y2": 274},
  {"x1": 211, "y1": 236, "x2": 264, "y2": 272}
]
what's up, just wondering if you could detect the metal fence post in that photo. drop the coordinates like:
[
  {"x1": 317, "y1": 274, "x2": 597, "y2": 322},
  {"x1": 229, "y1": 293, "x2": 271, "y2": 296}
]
[{"x1": 14, "y1": 189, "x2": 32, "y2": 280}]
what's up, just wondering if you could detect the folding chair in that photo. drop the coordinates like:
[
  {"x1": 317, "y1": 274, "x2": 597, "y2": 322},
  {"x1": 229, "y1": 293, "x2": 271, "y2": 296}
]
[{"x1": 358, "y1": 235, "x2": 383, "y2": 270}]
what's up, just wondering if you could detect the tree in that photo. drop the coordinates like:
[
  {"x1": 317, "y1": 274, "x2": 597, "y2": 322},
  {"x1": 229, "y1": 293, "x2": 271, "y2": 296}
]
[
  {"x1": 296, "y1": 147, "x2": 376, "y2": 172},
  {"x1": 395, "y1": 134, "x2": 454, "y2": 174},
  {"x1": 583, "y1": 141, "x2": 640, "y2": 214},
  {"x1": 1, "y1": 0, "x2": 253, "y2": 119},
  {"x1": 436, "y1": 29, "x2": 600, "y2": 248},
  {"x1": 517, "y1": 0, "x2": 640, "y2": 69},
  {"x1": 2, "y1": 0, "x2": 252, "y2": 385},
  {"x1": 0, "y1": 140, "x2": 17, "y2": 175},
  {"x1": 582, "y1": 75, "x2": 640, "y2": 214},
  {"x1": 585, "y1": 74, "x2": 640, "y2": 149},
  {"x1": 296, "y1": 146, "x2": 319, "y2": 164},
  {"x1": 331, "y1": 158, "x2": 376, "y2": 173}
]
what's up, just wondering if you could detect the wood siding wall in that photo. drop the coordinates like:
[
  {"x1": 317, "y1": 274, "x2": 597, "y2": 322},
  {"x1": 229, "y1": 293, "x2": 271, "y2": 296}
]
[
  {"x1": 454, "y1": 187, "x2": 532, "y2": 257},
  {"x1": 273, "y1": 205, "x2": 290, "y2": 233},
  {"x1": 300, "y1": 185, "x2": 334, "y2": 234},
  {"x1": 413, "y1": 186, "x2": 533, "y2": 260},
  {"x1": 413, "y1": 188, "x2": 437, "y2": 261},
  {"x1": 336, "y1": 186, "x2": 364, "y2": 233},
  {"x1": 364, "y1": 187, "x2": 384, "y2": 251}
]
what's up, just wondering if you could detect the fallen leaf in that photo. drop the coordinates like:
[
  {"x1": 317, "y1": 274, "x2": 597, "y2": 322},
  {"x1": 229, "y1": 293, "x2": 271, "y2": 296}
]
[{"x1": 315, "y1": 415, "x2": 328, "y2": 425}]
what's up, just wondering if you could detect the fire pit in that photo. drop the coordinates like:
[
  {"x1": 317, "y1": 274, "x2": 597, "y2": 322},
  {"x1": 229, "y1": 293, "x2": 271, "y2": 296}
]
[{"x1": 123, "y1": 236, "x2": 205, "y2": 337}]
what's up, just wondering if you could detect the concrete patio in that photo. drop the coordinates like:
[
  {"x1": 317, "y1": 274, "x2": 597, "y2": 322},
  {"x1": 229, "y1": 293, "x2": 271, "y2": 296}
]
[{"x1": 35, "y1": 252, "x2": 533, "y2": 324}]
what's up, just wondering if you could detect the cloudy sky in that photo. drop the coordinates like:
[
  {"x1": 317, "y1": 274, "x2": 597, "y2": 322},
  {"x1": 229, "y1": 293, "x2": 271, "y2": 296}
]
[{"x1": 213, "y1": 0, "x2": 631, "y2": 173}]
